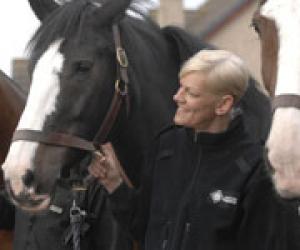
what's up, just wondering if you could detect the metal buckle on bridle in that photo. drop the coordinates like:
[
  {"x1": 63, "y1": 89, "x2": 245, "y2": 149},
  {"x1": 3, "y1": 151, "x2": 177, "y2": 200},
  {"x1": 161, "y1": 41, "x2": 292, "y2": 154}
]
[
  {"x1": 115, "y1": 79, "x2": 128, "y2": 96},
  {"x1": 70, "y1": 200, "x2": 87, "y2": 222},
  {"x1": 116, "y1": 47, "x2": 128, "y2": 68}
]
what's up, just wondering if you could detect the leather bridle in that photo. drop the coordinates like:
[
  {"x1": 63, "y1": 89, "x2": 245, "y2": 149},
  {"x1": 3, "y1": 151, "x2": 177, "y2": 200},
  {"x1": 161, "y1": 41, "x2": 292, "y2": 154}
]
[
  {"x1": 272, "y1": 94, "x2": 300, "y2": 111},
  {"x1": 12, "y1": 23, "x2": 129, "y2": 153}
]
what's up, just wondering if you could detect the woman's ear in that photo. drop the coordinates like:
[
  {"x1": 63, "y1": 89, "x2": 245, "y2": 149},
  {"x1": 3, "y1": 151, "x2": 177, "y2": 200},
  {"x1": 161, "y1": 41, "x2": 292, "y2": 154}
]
[{"x1": 215, "y1": 95, "x2": 234, "y2": 115}]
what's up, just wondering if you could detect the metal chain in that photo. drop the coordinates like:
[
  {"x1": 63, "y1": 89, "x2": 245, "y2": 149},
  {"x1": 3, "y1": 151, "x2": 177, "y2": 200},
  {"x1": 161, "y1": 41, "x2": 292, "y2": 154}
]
[{"x1": 70, "y1": 200, "x2": 86, "y2": 250}]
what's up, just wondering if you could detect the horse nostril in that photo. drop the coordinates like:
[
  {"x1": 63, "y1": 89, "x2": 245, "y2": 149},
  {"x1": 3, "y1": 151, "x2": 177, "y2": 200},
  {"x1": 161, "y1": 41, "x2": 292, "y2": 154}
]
[{"x1": 22, "y1": 170, "x2": 35, "y2": 188}]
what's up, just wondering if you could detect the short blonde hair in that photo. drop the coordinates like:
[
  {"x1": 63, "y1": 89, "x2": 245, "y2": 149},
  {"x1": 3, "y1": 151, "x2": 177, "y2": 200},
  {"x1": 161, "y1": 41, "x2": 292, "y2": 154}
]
[{"x1": 179, "y1": 49, "x2": 249, "y2": 104}]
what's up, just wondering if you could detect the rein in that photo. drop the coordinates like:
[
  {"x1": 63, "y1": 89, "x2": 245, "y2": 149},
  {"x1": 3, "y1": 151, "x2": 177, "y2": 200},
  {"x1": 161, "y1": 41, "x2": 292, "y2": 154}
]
[
  {"x1": 12, "y1": 23, "x2": 129, "y2": 153},
  {"x1": 272, "y1": 94, "x2": 300, "y2": 111}
]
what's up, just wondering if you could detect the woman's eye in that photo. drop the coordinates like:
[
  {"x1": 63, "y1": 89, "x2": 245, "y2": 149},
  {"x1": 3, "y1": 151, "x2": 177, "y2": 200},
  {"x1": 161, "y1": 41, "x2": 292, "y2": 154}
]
[
  {"x1": 187, "y1": 90, "x2": 199, "y2": 97},
  {"x1": 185, "y1": 88, "x2": 199, "y2": 97}
]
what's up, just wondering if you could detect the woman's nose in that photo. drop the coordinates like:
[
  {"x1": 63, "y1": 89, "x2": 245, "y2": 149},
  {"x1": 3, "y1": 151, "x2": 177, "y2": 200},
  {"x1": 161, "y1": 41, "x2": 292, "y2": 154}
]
[{"x1": 173, "y1": 88, "x2": 183, "y2": 102}]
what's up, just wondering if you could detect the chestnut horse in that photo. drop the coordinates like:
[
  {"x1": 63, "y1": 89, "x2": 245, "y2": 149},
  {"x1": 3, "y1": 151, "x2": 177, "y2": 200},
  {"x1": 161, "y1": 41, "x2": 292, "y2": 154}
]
[
  {"x1": 252, "y1": 0, "x2": 300, "y2": 198},
  {"x1": 0, "y1": 69, "x2": 25, "y2": 250}
]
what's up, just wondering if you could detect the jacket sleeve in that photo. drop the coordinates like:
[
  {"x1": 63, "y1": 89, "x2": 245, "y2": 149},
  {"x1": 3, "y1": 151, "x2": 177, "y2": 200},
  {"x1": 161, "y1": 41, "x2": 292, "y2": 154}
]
[
  {"x1": 236, "y1": 162, "x2": 289, "y2": 250},
  {"x1": 0, "y1": 193, "x2": 15, "y2": 230},
  {"x1": 108, "y1": 142, "x2": 158, "y2": 242},
  {"x1": 281, "y1": 199, "x2": 300, "y2": 250}
]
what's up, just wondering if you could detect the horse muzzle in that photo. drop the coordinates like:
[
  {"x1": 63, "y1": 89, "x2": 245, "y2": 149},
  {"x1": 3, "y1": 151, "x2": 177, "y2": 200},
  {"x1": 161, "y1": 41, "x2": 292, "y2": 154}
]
[{"x1": 5, "y1": 179, "x2": 51, "y2": 212}]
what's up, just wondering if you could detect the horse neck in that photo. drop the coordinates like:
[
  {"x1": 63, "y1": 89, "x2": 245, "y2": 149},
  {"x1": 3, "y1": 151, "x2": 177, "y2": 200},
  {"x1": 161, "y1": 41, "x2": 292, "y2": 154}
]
[
  {"x1": 0, "y1": 76, "x2": 25, "y2": 119},
  {"x1": 108, "y1": 19, "x2": 179, "y2": 185},
  {"x1": 111, "y1": 118, "x2": 159, "y2": 187},
  {"x1": 111, "y1": 74, "x2": 177, "y2": 186},
  {"x1": 0, "y1": 79, "x2": 25, "y2": 163}
]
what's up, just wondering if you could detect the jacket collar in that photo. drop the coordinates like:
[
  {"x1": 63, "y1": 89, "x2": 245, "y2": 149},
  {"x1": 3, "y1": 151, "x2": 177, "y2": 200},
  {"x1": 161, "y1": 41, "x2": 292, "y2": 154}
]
[{"x1": 186, "y1": 113, "x2": 247, "y2": 148}]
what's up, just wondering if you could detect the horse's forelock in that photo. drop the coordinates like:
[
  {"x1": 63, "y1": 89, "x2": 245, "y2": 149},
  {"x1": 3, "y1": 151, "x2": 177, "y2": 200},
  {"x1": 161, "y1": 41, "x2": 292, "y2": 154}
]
[{"x1": 27, "y1": 0, "x2": 91, "y2": 60}]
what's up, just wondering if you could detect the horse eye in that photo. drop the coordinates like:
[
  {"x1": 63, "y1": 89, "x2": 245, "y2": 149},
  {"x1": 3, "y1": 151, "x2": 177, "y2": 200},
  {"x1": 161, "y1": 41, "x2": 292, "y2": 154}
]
[
  {"x1": 74, "y1": 60, "x2": 93, "y2": 73},
  {"x1": 251, "y1": 20, "x2": 261, "y2": 34}
]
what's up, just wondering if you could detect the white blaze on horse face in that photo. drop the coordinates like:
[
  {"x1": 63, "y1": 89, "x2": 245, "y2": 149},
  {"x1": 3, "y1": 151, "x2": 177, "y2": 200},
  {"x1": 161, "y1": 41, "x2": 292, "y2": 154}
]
[
  {"x1": 261, "y1": 0, "x2": 300, "y2": 197},
  {"x1": 261, "y1": 0, "x2": 300, "y2": 95},
  {"x1": 2, "y1": 40, "x2": 64, "y2": 192}
]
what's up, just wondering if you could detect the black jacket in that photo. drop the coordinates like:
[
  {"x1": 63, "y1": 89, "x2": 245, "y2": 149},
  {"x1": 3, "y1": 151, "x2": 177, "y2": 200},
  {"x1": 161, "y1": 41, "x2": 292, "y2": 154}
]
[
  {"x1": 110, "y1": 115, "x2": 298, "y2": 250},
  {"x1": 0, "y1": 179, "x2": 132, "y2": 250},
  {"x1": 0, "y1": 193, "x2": 14, "y2": 230}
]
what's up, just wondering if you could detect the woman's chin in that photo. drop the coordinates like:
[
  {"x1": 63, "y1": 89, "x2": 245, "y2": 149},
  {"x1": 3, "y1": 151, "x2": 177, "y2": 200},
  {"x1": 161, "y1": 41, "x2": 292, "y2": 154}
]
[
  {"x1": 174, "y1": 117, "x2": 183, "y2": 126},
  {"x1": 174, "y1": 113, "x2": 185, "y2": 125}
]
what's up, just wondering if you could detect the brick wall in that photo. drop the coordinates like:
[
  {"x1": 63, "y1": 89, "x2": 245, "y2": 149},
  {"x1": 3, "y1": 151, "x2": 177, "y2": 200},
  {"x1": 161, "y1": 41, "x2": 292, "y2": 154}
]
[
  {"x1": 11, "y1": 58, "x2": 30, "y2": 94},
  {"x1": 157, "y1": 0, "x2": 185, "y2": 27}
]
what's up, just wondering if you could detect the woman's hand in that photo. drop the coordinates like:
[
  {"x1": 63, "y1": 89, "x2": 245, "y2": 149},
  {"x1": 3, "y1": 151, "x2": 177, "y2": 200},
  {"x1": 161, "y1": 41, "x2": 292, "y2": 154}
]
[{"x1": 88, "y1": 143, "x2": 123, "y2": 194}]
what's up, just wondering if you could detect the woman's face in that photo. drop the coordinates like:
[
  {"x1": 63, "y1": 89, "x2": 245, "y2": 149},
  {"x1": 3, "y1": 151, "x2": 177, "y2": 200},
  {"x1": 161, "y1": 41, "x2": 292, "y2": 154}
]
[{"x1": 173, "y1": 72, "x2": 221, "y2": 131}]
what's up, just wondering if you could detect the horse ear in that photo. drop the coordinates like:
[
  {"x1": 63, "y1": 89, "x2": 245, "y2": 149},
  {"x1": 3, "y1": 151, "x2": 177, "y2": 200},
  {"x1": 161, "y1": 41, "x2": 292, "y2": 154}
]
[
  {"x1": 28, "y1": 0, "x2": 64, "y2": 21},
  {"x1": 91, "y1": 0, "x2": 132, "y2": 24}
]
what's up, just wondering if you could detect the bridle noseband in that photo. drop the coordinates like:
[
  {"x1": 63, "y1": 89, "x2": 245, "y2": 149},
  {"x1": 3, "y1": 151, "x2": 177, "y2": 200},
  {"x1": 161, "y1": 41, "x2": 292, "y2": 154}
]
[{"x1": 12, "y1": 23, "x2": 129, "y2": 153}]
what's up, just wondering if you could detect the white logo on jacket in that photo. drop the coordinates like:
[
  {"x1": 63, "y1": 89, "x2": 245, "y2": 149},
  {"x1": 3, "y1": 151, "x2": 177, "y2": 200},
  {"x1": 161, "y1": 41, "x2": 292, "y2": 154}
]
[{"x1": 210, "y1": 190, "x2": 238, "y2": 205}]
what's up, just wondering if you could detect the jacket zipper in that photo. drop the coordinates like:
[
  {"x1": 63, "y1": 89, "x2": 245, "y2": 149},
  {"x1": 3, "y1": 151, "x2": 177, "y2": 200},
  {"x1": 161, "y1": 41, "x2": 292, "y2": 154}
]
[
  {"x1": 161, "y1": 221, "x2": 172, "y2": 250},
  {"x1": 168, "y1": 142, "x2": 202, "y2": 250},
  {"x1": 180, "y1": 222, "x2": 191, "y2": 250}
]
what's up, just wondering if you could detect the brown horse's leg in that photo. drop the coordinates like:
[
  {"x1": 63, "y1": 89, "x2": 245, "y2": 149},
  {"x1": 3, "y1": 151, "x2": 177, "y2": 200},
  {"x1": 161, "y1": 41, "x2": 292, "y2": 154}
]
[
  {"x1": 0, "y1": 230, "x2": 13, "y2": 250},
  {"x1": 0, "y1": 174, "x2": 13, "y2": 250}
]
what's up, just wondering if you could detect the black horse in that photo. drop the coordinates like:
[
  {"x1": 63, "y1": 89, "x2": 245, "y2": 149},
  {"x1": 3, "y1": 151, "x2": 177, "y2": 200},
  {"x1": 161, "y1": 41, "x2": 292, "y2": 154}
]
[{"x1": 3, "y1": 0, "x2": 270, "y2": 212}]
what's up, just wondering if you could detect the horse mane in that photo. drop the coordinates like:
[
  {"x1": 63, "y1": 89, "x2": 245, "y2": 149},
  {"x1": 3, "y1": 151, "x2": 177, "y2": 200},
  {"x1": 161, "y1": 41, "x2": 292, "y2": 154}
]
[
  {"x1": 119, "y1": 17, "x2": 174, "y2": 105},
  {"x1": 162, "y1": 26, "x2": 214, "y2": 63},
  {"x1": 27, "y1": 0, "x2": 89, "y2": 60}
]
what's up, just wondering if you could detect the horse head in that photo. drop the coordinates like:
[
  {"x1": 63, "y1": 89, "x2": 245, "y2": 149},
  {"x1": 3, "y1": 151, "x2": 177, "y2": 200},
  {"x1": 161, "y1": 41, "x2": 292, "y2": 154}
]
[
  {"x1": 2, "y1": 0, "x2": 136, "y2": 211},
  {"x1": 253, "y1": 0, "x2": 300, "y2": 198},
  {"x1": 2, "y1": 0, "x2": 180, "y2": 212}
]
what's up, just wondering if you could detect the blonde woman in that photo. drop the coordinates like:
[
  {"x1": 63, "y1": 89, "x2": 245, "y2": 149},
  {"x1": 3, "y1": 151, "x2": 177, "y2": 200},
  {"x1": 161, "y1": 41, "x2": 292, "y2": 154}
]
[{"x1": 89, "y1": 50, "x2": 288, "y2": 250}]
